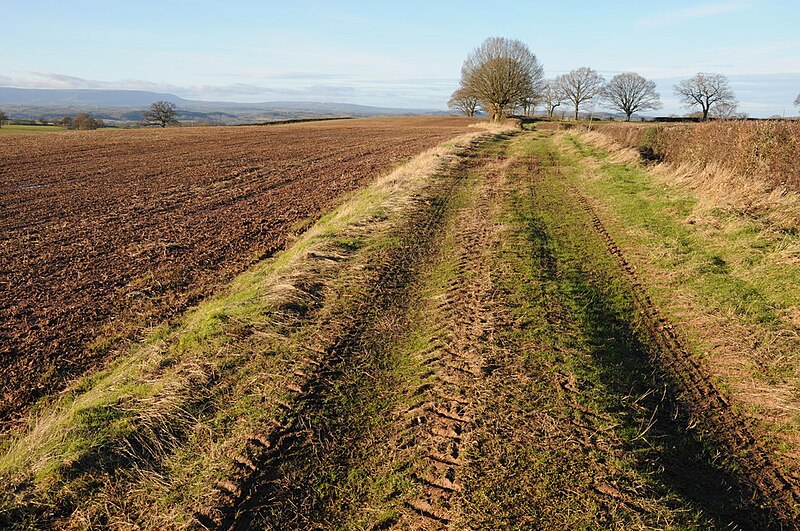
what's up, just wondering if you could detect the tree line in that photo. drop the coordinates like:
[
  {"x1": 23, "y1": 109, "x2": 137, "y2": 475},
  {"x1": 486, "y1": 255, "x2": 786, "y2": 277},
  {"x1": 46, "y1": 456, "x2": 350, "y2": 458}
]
[
  {"x1": 0, "y1": 100, "x2": 181, "y2": 130},
  {"x1": 451, "y1": 37, "x2": 799, "y2": 122}
]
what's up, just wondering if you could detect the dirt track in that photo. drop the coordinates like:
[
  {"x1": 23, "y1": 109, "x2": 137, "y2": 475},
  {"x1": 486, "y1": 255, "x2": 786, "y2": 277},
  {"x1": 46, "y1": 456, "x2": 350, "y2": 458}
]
[
  {"x1": 202, "y1": 132, "x2": 797, "y2": 529},
  {"x1": 0, "y1": 117, "x2": 475, "y2": 424},
  {"x1": 238, "y1": 132, "x2": 795, "y2": 529}
]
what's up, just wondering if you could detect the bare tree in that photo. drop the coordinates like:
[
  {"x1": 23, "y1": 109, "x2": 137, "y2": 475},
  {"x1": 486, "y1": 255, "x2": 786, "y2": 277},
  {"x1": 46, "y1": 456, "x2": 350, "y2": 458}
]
[
  {"x1": 516, "y1": 94, "x2": 537, "y2": 116},
  {"x1": 555, "y1": 67, "x2": 605, "y2": 120},
  {"x1": 603, "y1": 72, "x2": 661, "y2": 121},
  {"x1": 0, "y1": 111, "x2": 8, "y2": 128},
  {"x1": 517, "y1": 76, "x2": 546, "y2": 116},
  {"x1": 459, "y1": 37, "x2": 544, "y2": 121},
  {"x1": 674, "y1": 73, "x2": 736, "y2": 121},
  {"x1": 542, "y1": 80, "x2": 563, "y2": 118},
  {"x1": 448, "y1": 87, "x2": 480, "y2": 117},
  {"x1": 795, "y1": 93, "x2": 800, "y2": 109},
  {"x1": 72, "y1": 113, "x2": 104, "y2": 130},
  {"x1": 709, "y1": 101, "x2": 739, "y2": 120},
  {"x1": 144, "y1": 101, "x2": 179, "y2": 128}
]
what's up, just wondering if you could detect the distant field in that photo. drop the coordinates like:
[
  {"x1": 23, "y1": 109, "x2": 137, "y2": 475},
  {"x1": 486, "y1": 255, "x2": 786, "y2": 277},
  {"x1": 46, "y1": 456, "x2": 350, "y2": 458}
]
[
  {"x1": 0, "y1": 124, "x2": 67, "y2": 133},
  {"x1": 0, "y1": 116, "x2": 477, "y2": 423}
]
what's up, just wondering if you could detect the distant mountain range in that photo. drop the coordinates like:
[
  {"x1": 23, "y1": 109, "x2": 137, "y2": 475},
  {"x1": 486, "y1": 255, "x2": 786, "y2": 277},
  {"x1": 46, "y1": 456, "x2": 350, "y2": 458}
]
[{"x1": 0, "y1": 87, "x2": 448, "y2": 125}]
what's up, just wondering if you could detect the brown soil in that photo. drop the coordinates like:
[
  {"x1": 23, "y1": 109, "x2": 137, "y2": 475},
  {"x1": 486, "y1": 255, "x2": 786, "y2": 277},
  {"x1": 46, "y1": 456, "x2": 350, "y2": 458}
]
[
  {"x1": 0, "y1": 117, "x2": 476, "y2": 425},
  {"x1": 400, "y1": 149, "x2": 510, "y2": 528}
]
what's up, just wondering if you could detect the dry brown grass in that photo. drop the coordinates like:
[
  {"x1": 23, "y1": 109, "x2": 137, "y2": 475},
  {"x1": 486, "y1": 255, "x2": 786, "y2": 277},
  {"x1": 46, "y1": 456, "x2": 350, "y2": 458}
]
[
  {"x1": 598, "y1": 120, "x2": 800, "y2": 191},
  {"x1": 589, "y1": 124, "x2": 800, "y2": 234}
]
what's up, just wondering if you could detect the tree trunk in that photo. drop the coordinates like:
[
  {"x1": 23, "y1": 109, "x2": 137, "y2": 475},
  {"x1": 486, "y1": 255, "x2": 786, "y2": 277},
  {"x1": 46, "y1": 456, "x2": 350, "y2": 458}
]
[
  {"x1": 625, "y1": 112, "x2": 632, "y2": 121},
  {"x1": 574, "y1": 104, "x2": 579, "y2": 120}
]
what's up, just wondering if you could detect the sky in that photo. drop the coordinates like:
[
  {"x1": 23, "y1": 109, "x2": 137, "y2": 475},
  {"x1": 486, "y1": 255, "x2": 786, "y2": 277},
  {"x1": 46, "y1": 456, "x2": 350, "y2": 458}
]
[{"x1": 2, "y1": 0, "x2": 800, "y2": 117}]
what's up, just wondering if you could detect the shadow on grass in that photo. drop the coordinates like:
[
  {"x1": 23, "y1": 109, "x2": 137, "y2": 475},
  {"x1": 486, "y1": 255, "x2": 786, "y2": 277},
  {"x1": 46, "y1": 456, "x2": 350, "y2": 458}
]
[{"x1": 524, "y1": 207, "x2": 781, "y2": 530}]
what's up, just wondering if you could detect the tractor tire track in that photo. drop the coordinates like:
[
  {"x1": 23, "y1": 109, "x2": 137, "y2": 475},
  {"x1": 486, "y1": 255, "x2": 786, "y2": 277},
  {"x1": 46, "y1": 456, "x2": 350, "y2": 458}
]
[
  {"x1": 570, "y1": 186, "x2": 800, "y2": 526},
  {"x1": 401, "y1": 150, "x2": 510, "y2": 528},
  {"x1": 196, "y1": 133, "x2": 513, "y2": 530}
]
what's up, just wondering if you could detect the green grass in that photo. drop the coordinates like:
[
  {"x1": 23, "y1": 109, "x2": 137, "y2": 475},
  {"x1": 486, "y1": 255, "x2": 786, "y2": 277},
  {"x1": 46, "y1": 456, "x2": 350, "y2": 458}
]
[
  {"x1": 457, "y1": 132, "x2": 777, "y2": 529},
  {"x1": 562, "y1": 133, "x2": 800, "y2": 382},
  {"x1": 0, "y1": 124, "x2": 68, "y2": 133}
]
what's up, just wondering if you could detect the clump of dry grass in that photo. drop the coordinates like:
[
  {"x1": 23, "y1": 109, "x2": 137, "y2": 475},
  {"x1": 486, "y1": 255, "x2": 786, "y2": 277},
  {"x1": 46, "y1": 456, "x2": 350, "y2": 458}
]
[
  {"x1": 579, "y1": 131, "x2": 640, "y2": 165},
  {"x1": 655, "y1": 161, "x2": 800, "y2": 233}
]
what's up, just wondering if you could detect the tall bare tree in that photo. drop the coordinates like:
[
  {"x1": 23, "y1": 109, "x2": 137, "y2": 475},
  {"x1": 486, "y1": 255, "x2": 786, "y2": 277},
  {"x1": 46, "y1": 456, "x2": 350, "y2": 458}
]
[
  {"x1": 555, "y1": 67, "x2": 605, "y2": 120},
  {"x1": 674, "y1": 73, "x2": 736, "y2": 121},
  {"x1": 542, "y1": 80, "x2": 563, "y2": 118},
  {"x1": 448, "y1": 87, "x2": 480, "y2": 117},
  {"x1": 459, "y1": 37, "x2": 544, "y2": 121},
  {"x1": 72, "y1": 113, "x2": 104, "y2": 130},
  {"x1": 710, "y1": 101, "x2": 739, "y2": 119},
  {"x1": 144, "y1": 101, "x2": 179, "y2": 128},
  {"x1": 517, "y1": 76, "x2": 547, "y2": 116},
  {"x1": 0, "y1": 110, "x2": 8, "y2": 128},
  {"x1": 603, "y1": 72, "x2": 661, "y2": 121}
]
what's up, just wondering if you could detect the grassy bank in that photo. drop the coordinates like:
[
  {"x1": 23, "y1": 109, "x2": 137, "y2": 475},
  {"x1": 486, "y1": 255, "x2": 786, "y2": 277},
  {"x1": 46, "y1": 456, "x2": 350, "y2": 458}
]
[
  {"x1": 560, "y1": 131, "x2": 800, "y2": 501},
  {"x1": 596, "y1": 120, "x2": 800, "y2": 191}
]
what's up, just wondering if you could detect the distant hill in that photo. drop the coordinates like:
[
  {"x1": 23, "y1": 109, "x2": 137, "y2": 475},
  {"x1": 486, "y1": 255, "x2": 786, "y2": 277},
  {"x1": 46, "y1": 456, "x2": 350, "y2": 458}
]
[{"x1": 0, "y1": 87, "x2": 447, "y2": 125}]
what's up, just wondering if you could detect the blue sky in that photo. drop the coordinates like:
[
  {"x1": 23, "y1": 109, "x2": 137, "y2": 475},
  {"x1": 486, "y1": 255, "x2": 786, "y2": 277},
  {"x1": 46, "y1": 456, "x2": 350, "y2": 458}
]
[{"x1": 2, "y1": 0, "x2": 799, "y2": 116}]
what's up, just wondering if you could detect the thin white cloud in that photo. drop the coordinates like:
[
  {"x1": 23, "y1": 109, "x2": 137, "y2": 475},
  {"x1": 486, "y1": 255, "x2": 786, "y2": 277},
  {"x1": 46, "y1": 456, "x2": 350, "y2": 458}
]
[
  {"x1": 637, "y1": 1, "x2": 755, "y2": 28},
  {"x1": 0, "y1": 72, "x2": 455, "y2": 109},
  {"x1": 1, "y1": 72, "x2": 185, "y2": 94}
]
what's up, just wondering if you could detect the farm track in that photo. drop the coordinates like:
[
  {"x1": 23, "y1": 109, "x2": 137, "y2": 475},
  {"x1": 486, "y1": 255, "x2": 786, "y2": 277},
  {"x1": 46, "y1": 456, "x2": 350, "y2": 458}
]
[
  {"x1": 571, "y1": 186, "x2": 800, "y2": 523},
  {"x1": 399, "y1": 147, "x2": 509, "y2": 528},
  {"x1": 198, "y1": 132, "x2": 797, "y2": 529},
  {"x1": 0, "y1": 117, "x2": 476, "y2": 426},
  {"x1": 2, "y1": 127, "x2": 798, "y2": 529},
  {"x1": 197, "y1": 132, "x2": 513, "y2": 530}
]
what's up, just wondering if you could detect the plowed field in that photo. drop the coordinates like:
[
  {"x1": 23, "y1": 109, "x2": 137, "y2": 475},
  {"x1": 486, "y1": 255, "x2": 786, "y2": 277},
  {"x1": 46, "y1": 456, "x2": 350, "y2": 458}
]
[{"x1": 0, "y1": 117, "x2": 476, "y2": 424}]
